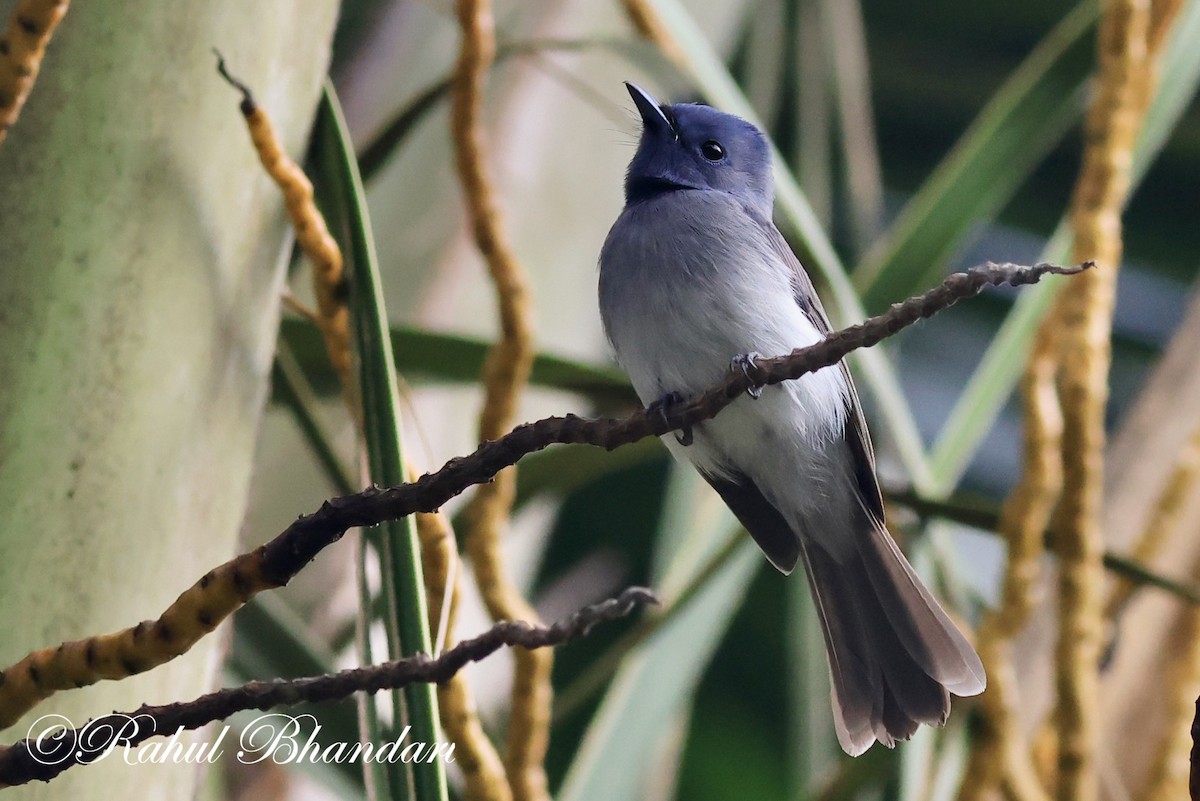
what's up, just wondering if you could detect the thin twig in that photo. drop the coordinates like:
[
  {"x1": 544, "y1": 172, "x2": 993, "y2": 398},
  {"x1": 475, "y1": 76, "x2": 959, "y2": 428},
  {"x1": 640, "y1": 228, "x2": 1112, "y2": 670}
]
[
  {"x1": 0, "y1": 262, "x2": 1086, "y2": 732},
  {"x1": 1127, "y1": 427, "x2": 1200, "y2": 801},
  {"x1": 889, "y1": 488, "x2": 1200, "y2": 606},
  {"x1": 1106, "y1": 426, "x2": 1200, "y2": 618},
  {"x1": 557, "y1": 505, "x2": 1200, "y2": 726},
  {"x1": 214, "y1": 53, "x2": 355, "y2": 413},
  {"x1": 0, "y1": 0, "x2": 68, "y2": 146},
  {"x1": 273, "y1": 343, "x2": 356, "y2": 495},
  {"x1": 358, "y1": 38, "x2": 626, "y2": 182},
  {"x1": 0, "y1": 589, "x2": 657, "y2": 789}
]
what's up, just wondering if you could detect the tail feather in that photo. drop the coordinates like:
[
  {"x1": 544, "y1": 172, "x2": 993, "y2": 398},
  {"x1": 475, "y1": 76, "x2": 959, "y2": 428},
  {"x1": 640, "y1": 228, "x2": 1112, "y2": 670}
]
[
  {"x1": 860, "y1": 522, "x2": 987, "y2": 696},
  {"x1": 868, "y1": 590, "x2": 950, "y2": 726},
  {"x1": 798, "y1": 541, "x2": 880, "y2": 755},
  {"x1": 800, "y1": 521, "x2": 984, "y2": 755}
]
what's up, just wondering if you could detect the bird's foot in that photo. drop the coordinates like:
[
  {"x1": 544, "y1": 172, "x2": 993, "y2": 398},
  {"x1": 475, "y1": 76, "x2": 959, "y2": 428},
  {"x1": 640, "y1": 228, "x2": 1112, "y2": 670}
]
[
  {"x1": 647, "y1": 391, "x2": 693, "y2": 446},
  {"x1": 731, "y1": 352, "x2": 765, "y2": 399}
]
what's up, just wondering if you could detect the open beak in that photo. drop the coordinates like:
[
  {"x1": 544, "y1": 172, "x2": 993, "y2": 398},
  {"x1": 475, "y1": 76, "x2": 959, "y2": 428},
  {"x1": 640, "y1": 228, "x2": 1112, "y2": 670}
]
[{"x1": 625, "y1": 82, "x2": 676, "y2": 138}]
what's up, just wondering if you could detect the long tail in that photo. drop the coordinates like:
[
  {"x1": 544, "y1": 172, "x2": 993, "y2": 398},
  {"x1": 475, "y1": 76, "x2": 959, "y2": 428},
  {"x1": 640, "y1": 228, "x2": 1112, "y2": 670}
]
[{"x1": 799, "y1": 521, "x2": 986, "y2": 756}]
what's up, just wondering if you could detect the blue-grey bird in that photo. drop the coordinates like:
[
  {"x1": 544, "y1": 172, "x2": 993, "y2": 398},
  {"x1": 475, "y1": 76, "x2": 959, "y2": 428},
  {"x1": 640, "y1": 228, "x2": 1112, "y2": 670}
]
[{"x1": 598, "y1": 83, "x2": 986, "y2": 756}]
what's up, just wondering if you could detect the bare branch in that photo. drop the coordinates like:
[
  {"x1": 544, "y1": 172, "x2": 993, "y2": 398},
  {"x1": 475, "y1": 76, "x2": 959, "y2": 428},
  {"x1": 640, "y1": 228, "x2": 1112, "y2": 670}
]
[
  {"x1": 0, "y1": 588, "x2": 657, "y2": 788},
  {"x1": 257, "y1": 260, "x2": 1088, "y2": 584},
  {"x1": 0, "y1": 261, "x2": 1088, "y2": 731}
]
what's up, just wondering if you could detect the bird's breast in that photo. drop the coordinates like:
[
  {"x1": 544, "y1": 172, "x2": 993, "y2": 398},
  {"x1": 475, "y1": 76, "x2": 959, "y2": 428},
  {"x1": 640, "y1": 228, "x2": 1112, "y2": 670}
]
[{"x1": 598, "y1": 191, "x2": 848, "y2": 447}]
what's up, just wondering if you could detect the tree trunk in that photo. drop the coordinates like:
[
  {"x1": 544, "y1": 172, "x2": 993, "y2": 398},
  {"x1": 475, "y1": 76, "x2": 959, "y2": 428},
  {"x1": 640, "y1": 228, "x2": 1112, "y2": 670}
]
[{"x1": 0, "y1": 2, "x2": 339, "y2": 797}]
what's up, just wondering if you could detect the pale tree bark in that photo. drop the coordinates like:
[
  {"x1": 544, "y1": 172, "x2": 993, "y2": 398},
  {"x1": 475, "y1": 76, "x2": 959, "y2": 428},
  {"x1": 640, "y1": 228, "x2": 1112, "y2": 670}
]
[{"x1": 0, "y1": 2, "x2": 340, "y2": 798}]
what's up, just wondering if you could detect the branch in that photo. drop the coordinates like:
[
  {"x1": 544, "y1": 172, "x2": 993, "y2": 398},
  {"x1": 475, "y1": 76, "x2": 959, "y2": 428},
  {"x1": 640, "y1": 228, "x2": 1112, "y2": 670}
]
[
  {"x1": 0, "y1": 588, "x2": 657, "y2": 788},
  {"x1": 257, "y1": 261, "x2": 1087, "y2": 579},
  {"x1": 0, "y1": 261, "x2": 1088, "y2": 731},
  {"x1": 214, "y1": 53, "x2": 354, "y2": 408}
]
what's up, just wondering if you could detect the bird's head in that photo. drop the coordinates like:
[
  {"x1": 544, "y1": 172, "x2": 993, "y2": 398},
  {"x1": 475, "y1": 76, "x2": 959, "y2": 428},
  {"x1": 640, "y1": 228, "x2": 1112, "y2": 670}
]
[{"x1": 623, "y1": 82, "x2": 773, "y2": 214}]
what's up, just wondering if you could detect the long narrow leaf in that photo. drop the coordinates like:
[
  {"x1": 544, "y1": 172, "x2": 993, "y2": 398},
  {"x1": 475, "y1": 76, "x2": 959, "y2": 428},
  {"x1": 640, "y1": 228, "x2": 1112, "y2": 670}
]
[
  {"x1": 279, "y1": 316, "x2": 636, "y2": 407},
  {"x1": 310, "y1": 83, "x2": 449, "y2": 801},
  {"x1": 787, "y1": 576, "x2": 839, "y2": 800},
  {"x1": 793, "y1": 0, "x2": 834, "y2": 227},
  {"x1": 824, "y1": 0, "x2": 886, "y2": 257},
  {"x1": 927, "y1": 0, "x2": 1200, "y2": 492},
  {"x1": 557, "y1": 468, "x2": 762, "y2": 801},
  {"x1": 853, "y1": 0, "x2": 1099, "y2": 313}
]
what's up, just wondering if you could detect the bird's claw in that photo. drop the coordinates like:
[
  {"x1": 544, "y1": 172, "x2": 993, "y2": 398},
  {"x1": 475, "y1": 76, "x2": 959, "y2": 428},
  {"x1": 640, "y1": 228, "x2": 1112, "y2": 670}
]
[
  {"x1": 731, "y1": 352, "x2": 765, "y2": 399},
  {"x1": 647, "y1": 391, "x2": 693, "y2": 446}
]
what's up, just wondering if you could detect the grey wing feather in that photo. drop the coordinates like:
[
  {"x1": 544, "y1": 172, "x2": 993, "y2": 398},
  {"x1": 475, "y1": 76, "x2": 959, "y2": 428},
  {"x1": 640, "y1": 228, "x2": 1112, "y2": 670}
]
[
  {"x1": 749, "y1": 208, "x2": 987, "y2": 726},
  {"x1": 747, "y1": 208, "x2": 886, "y2": 521},
  {"x1": 698, "y1": 468, "x2": 801, "y2": 574}
]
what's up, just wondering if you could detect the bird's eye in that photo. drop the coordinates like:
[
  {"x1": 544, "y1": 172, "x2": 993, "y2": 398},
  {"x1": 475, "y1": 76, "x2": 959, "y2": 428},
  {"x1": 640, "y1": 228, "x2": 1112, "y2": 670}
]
[{"x1": 700, "y1": 140, "x2": 726, "y2": 162}]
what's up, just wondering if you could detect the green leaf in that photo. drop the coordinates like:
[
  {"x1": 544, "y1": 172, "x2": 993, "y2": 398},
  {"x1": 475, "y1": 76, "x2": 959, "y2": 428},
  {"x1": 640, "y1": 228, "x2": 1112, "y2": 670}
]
[
  {"x1": 272, "y1": 339, "x2": 356, "y2": 495},
  {"x1": 310, "y1": 82, "x2": 449, "y2": 801},
  {"x1": 853, "y1": 0, "x2": 1099, "y2": 313},
  {"x1": 557, "y1": 467, "x2": 762, "y2": 801},
  {"x1": 927, "y1": 0, "x2": 1200, "y2": 493},
  {"x1": 278, "y1": 317, "x2": 637, "y2": 408},
  {"x1": 358, "y1": 37, "x2": 680, "y2": 183}
]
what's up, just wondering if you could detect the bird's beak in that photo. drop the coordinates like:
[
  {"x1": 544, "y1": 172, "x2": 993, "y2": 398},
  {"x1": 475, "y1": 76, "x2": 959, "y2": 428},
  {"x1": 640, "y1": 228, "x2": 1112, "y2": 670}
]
[{"x1": 625, "y1": 82, "x2": 676, "y2": 139}]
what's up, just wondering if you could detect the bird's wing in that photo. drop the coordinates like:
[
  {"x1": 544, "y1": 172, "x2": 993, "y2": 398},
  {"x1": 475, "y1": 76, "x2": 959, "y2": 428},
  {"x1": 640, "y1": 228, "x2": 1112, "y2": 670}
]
[
  {"x1": 698, "y1": 467, "x2": 801, "y2": 573},
  {"x1": 748, "y1": 207, "x2": 887, "y2": 523}
]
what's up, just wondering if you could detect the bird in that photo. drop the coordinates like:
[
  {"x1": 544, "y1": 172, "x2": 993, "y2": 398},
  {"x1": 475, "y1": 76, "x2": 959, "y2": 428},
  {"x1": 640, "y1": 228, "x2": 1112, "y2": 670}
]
[{"x1": 598, "y1": 82, "x2": 986, "y2": 756}]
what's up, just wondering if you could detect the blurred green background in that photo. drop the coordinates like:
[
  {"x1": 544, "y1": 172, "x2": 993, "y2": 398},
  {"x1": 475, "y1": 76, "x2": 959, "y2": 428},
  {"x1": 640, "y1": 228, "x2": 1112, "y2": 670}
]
[{"x1": 222, "y1": 0, "x2": 1200, "y2": 799}]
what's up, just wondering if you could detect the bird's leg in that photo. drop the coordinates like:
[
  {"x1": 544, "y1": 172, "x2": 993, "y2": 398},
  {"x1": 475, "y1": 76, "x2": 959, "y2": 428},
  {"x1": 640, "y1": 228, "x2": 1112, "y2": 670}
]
[
  {"x1": 731, "y1": 352, "x2": 765, "y2": 399},
  {"x1": 647, "y1": 390, "x2": 693, "y2": 446}
]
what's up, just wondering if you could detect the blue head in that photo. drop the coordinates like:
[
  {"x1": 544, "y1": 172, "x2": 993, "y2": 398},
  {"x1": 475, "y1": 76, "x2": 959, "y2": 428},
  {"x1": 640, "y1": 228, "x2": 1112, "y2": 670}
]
[{"x1": 623, "y1": 83, "x2": 773, "y2": 214}]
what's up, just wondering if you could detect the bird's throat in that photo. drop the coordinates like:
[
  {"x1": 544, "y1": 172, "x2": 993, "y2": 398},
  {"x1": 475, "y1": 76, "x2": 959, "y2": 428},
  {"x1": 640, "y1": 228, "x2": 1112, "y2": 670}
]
[{"x1": 625, "y1": 175, "x2": 696, "y2": 204}]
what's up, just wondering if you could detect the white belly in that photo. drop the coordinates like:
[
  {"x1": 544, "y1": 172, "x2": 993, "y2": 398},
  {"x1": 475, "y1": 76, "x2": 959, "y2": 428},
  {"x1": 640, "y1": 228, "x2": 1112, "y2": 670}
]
[{"x1": 598, "y1": 191, "x2": 855, "y2": 546}]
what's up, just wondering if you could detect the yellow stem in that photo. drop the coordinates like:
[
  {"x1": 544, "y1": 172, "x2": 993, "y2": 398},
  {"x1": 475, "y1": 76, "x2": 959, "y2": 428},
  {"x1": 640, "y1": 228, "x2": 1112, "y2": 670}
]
[{"x1": 451, "y1": 2, "x2": 550, "y2": 799}]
